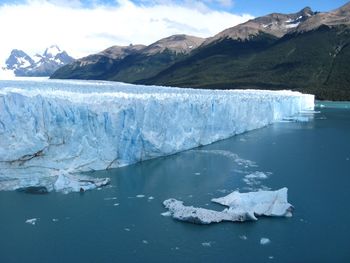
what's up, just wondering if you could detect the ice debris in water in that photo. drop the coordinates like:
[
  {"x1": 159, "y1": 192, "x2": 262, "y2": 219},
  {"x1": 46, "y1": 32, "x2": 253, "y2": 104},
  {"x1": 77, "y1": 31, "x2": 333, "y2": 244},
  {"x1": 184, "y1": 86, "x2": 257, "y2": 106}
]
[
  {"x1": 260, "y1": 238, "x2": 271, "y2": 245},
  {"x1": 0, "y1": 79, "x2": 314, "y2": 193},
  {"x1": 201, "y1": 242, "x2": 213, "y2": 247},
  {"x1": 193, "y1": 150, "x2": 258, "y2": 168},
  {"x1": 25, "y1": 218, "x2": 38, "y2": 225},
  {"x1": 163, "y1": 188, "x2": 293, "y2": 224}
]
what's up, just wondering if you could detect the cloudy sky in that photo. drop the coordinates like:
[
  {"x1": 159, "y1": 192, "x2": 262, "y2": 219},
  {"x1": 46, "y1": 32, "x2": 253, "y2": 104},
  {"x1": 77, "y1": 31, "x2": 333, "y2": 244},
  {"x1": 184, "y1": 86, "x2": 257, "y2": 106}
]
[{"x1": 0, "y1": 0, "x2": 348, "y2": 63}]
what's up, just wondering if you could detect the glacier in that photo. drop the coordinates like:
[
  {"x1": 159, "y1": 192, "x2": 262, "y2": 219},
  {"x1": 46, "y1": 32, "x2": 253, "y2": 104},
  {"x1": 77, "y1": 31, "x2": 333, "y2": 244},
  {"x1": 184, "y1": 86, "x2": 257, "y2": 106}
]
[
  {"x1": 0, "y1": 79, "x2": 314, "y2": 193},
  {"x1": 163, "y1": 188, "x2": 293, "y2": 224}
]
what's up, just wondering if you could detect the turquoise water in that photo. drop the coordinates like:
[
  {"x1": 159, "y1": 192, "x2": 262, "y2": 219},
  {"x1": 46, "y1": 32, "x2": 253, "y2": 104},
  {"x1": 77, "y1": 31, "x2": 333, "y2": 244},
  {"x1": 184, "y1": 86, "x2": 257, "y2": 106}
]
[{"x1": 1, "y1": 104, "x2": 350, "y2": 262}]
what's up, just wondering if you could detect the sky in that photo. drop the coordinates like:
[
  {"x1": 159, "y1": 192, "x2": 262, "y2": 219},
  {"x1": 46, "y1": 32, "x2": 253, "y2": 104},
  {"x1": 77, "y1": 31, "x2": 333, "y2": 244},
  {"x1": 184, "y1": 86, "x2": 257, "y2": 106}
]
[{"x1": 0, "y1": 0, "x2": 348, "y2": 64}]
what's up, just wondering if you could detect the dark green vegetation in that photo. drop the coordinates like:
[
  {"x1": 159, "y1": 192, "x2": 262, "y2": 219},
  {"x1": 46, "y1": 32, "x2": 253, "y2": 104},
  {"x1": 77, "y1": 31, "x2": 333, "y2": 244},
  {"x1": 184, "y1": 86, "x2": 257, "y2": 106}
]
[
  {"x1": 142, "y1": 25, "x2": 350, "y2": 101},
  {"x1": 51, "y1": 49, "x2": 186, "y2": 83}
]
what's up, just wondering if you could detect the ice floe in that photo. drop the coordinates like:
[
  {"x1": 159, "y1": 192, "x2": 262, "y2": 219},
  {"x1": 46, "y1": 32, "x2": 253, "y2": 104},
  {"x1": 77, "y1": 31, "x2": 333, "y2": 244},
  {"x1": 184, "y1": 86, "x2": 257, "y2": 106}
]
[{"x1": 163, "y1": 188, "x2": 293, "y2": 224}]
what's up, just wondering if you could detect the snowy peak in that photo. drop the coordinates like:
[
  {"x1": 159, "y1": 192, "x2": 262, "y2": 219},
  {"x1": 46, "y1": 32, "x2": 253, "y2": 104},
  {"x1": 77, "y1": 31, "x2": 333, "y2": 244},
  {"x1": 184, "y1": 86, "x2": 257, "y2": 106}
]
[
  {"x1": 296, "y1": 2, "x2": 350, "y2": 32},
  {"x1": 5, "y1": 49, "x2": 34, "y2": 70},
  {"x1": 41, "y1": 45, "x2": 74, "y2": 65},
  {"x1": 43, "y1": 45, "x2": 62, "y2": 58},
  {"x1": 3, "y1": 46, "x2": 75, "y2": 76},
  {"x1": 204, "y1": 7, "x2": 315, "y2": 44}
]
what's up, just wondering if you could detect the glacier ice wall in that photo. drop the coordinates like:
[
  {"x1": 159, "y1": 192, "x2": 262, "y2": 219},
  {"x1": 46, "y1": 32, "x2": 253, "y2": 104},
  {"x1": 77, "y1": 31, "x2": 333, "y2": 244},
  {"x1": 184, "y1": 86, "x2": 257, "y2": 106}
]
[{"x1": 0, "y1": 79, "x2": 314, "y2": 192}]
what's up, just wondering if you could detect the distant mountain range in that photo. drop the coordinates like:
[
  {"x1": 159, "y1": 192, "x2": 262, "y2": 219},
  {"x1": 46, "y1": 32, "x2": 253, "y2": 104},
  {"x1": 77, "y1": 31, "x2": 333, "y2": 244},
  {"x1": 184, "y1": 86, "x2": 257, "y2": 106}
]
[
  {"x1": 51, "y1": 2, "x2": 350, "y2": 100},
  {"x1": 4, "y1": 45, "x2": 74, "y2": 77}
]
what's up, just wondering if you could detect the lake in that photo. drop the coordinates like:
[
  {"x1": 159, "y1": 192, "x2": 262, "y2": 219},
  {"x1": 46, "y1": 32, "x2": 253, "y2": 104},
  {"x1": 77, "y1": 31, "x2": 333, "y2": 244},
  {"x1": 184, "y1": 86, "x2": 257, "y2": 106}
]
[{"x1": 0, "y1": 102, "x2": 349, "y2": 262}]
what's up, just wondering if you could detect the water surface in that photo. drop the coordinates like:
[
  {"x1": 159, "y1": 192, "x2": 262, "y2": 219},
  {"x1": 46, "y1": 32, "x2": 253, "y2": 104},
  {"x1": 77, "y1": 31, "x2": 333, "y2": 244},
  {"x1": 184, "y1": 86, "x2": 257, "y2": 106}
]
[{"x1": 0, "y1": 103, "x2": 349, "y2": 262}]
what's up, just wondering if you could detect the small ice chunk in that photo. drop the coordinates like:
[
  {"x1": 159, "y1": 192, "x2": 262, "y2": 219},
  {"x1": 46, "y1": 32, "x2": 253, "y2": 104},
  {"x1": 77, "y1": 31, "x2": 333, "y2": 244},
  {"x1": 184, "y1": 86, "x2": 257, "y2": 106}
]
[
  {"x1": 194, "y1": 172, "x2": 201, "y2": 175},
  {"x1": 269, "y1": 256, "x2": 274, "y2": 260},
  {"x1": 104, "y1": 197, "x2": 117, "y2": 200},
  {"x1": 161, "y1": 211, "x2": 172, "y2": 217},
  {"x1": 52, "y1": 218, "x2": 59, "y2": 222},
  {"x1": 136, "y1": 194, "x2": 145, "y2": 198},
  {"x1": 124, "y1": 228, "x2": 131, "y2": 231},
  {"x1": 245, "y1": 171, "x2": 269, "y2": 179},
  {"x1": 25, "y1": 218, "x2": 38, "y2": 225},
  {"x1": 113, "y1": 203, "x2": 119, "y2": 206},
  {"x1": 148, "y1": 196, "x2": 154, "y2": 200},
  {"x1": 142, "y1": 240, "x2": 149, "y2": 244},
  {"x1": 239, "y1": 235, "x2": 248, "y2": 240},
  {"x1": 54, "y1": 174, "x2": 110, "y2": 194},
  {"x1": 201, "y1": 242, "x2": 212, "y2": 247},
  {"x1": 260, "y1": 238, "x2": 271, "y2": 245}
]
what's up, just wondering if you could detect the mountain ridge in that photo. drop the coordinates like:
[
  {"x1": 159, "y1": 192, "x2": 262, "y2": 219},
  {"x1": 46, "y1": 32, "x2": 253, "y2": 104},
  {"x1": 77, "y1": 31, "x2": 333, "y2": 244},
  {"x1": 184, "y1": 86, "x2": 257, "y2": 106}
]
[
  {"x1": 51, "y1": 34, "x2": 204, "y2": 81},
  {"x1": 3, "y1": 45, "x2": 75, "y2": 77},
  {"x1": 51, "y1": 2, "x2": 350, "y2": 100}
]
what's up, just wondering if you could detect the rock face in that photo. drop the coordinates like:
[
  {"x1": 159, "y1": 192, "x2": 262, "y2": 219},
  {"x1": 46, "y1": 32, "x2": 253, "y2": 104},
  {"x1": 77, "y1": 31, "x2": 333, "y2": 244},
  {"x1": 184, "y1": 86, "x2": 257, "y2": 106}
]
[
  {"x1": 204, "y1": 7, "x2": 314, "y2": 44},
  {"x1": 0, "y1": 79, "x2": 314, "y2": 192},
  {"x1": 142, "y1": 34, "x2": 205, "y2": 55},
  {"x1": 296, "y1": 2, "x2": 350, "y2": 32},
  {"x1": 4, "y1": 45, "x2": 75, "y2": 77},
  {"x1": 163, "y1": 188, "x2": 293, "y2": 224}
]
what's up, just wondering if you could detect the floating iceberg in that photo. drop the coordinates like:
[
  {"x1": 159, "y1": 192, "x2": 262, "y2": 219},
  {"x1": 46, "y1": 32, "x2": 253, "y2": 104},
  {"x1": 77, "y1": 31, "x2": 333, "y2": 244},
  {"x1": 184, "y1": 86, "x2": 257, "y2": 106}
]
[
  {"x1": 0, "y1": 79, "x2": 314, "y2": 192},
  {"x1": 212, "y1": 187, "x2": 293, "y2": 219},
  {"x1": 163, "y1": 188, "x2": 293, "y2": 224}
]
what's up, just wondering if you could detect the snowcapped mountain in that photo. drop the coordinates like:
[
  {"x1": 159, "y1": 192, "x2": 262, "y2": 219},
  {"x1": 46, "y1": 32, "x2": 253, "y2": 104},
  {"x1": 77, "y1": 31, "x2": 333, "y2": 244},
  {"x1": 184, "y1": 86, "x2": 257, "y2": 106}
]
[
  {"x1": 5, "y1": 49, "x2": 34, "y2": 76},
  {"x1": 203, "y1": 7, "x2": 314, "y2": 44},
  {"x1": 3, "y1": 45, "x2": 75, "y2": 77}
]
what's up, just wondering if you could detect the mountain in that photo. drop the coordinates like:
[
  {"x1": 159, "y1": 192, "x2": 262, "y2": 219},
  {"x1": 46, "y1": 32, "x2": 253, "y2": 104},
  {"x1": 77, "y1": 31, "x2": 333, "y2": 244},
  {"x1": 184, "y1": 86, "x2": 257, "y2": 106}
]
[
  {"x1": 203, "y1": 7, "x2": 314, "y2": 45},
  {"x1": 4, "y1": 45, "x2": 75, "y2": 77},
  {"x1": 141, "y1": 3, "x2": 350, "y2": 100},
  {"x1": 5, "y1": 49, "x2": 35, "y2": 76},
  {"x1": 51, "y1": 35, "x2": 205, "y2": 82},
  {"x1": 51, "y1": 2, "x2": 350, "y2": 100}
]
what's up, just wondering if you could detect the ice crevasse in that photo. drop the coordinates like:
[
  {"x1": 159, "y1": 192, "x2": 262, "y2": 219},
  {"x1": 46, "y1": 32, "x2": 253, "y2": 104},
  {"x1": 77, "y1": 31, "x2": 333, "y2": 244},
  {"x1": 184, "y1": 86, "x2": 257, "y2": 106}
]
[{"x1": 0, "y1": 79, "x2": 314, "y2": 192}]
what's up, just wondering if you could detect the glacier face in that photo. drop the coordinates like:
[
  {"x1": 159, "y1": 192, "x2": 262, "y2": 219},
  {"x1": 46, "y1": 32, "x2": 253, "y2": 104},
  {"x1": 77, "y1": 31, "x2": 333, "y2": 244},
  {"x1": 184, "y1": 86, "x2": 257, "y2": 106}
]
[{"x1": 0, "y1": 79, "x2": 314, "y2": 192}]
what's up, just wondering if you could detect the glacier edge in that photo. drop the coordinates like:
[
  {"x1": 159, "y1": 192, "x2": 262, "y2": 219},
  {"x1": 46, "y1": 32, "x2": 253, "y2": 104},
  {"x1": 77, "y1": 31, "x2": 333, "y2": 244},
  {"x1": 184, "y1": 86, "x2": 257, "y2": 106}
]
[{"x1": 0, "y1": 79, "x2": 314, "y2": 192}]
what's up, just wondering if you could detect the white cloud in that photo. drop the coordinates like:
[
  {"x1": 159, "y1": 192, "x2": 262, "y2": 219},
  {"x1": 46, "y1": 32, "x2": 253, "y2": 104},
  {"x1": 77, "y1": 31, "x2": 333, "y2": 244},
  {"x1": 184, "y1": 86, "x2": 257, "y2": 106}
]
[{"x1": 0, "y1": 0, "x2": 252, "y2": 64}]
